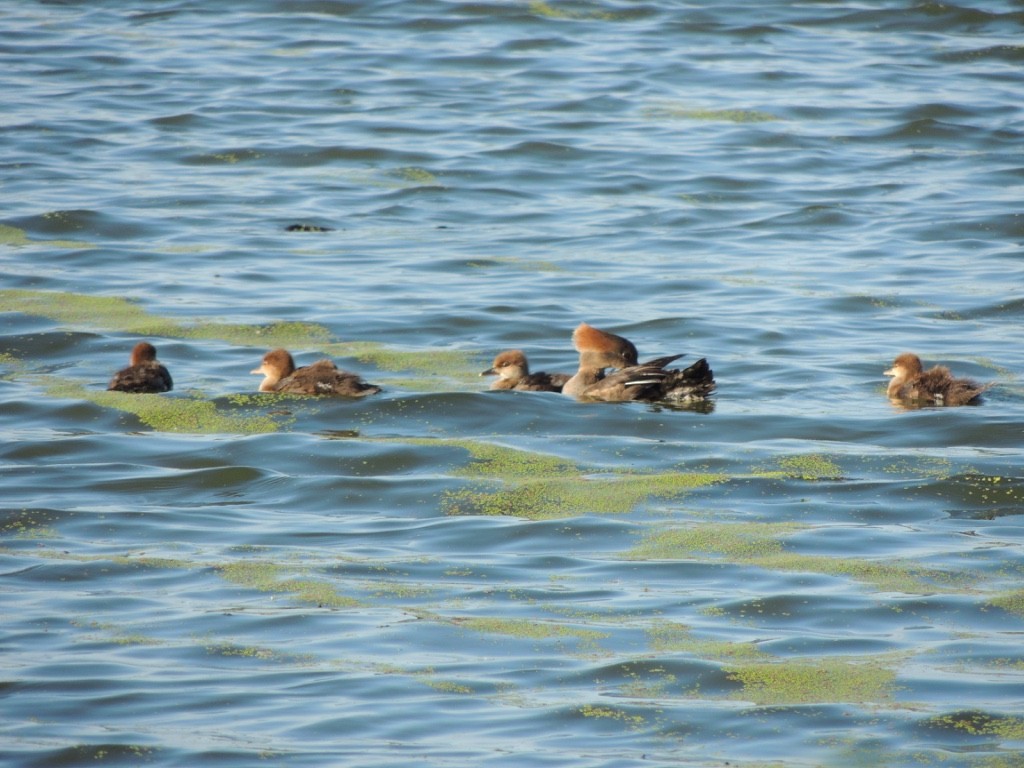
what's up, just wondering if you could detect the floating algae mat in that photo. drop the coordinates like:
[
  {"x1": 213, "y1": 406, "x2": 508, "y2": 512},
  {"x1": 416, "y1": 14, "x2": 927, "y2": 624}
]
[
  {"x1": 384, "y1": 438, "x2": 726, "y2": 520},
  {"x1": 0, "y1": 289, "x2": 475, "y2": 376},
  {"x1": 723, "y1": 658, "x2": 897, "y2": 705},
  {"x1": 627, "y1": 521, "x2": 969, "y2": 594},
  {"x1": 42, "y1": 377, "x2": 282, "y2": 434}
]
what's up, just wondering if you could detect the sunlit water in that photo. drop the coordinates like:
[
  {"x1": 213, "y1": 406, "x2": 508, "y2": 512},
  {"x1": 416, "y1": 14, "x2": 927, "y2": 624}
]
[{"x1": 2, "y1": 2, "x2": 1023, "y2": 766}]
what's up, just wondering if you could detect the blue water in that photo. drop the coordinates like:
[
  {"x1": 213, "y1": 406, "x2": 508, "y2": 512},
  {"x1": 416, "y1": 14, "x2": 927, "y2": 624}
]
[{"x1": 2, "y1": 1, "x2": 1024, "y2": 766}]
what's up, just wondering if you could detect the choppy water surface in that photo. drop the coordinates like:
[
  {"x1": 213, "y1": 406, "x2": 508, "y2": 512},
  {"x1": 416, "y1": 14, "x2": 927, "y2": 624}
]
[{"x1": 2, "y1": 1, "x2": 1023, "y2": 766}]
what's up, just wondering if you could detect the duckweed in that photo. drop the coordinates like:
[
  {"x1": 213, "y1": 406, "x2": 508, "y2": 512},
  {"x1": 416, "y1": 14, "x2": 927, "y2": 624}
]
[
  {"x1": 725, "y1": 659, "x2": 896, "y2": 705},
  {"x1": 444, "y1": 472, "x2": 724, "y2": 520},
  {"x1": 204, "y1": 641, "x2": 316, "y2": 664},
  {"x1": 390, "y1": 167, "x2": 438, "y2": 186},
  {"x1": 923, "y1": 710, "x2": 1024, "y2": 740},
  {"x1": 0, "y1": 223, "x2": 91, "y2": 249},
  {"x1": 529, "y1": 1, "x2": 622, "y2": 21},
  {"x1": 217, "y1": 561, "x2": 360, "y2": 609},
  {"x1": 644, "y1": 104, "x2": 777, "y2": 123},
  {"x1": 988, "y1": 589, "x2": 1024, "y2": 617},
  {"x1": 577, "y1": 704, "x2": 646, "y2": 728},
  {"x1": 455, "y1": 616, "x2": 609, "y2": 645},
  {"x1": 647, "y1": 621, "x2": 769, "y2": 661},
  {"x1": 754, "y1": 453, "x2": 843, "y2": 481},
  {"x1": 0, "y1": 289, "x2": 333, "y2": 347},
  {"x1": 628, "y1": 522, "x2": 802, "y2": 561},
  {"x1": 331, "y1": 341, "x2": 476, "y2": 377},
  {"x1": 628, "y1": 522, "x2": 954, "y2": 593},
  {"x1": 0, "y1": 224, "x2": 30, "y2": 246},
  {"x1": 42, "y1": 378, "x2": 282, "y2": 434}
]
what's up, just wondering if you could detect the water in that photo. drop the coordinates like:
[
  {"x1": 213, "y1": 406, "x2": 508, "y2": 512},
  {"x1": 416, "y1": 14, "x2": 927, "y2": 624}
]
[{"x1": 2, "y1": 1, "x2": 1023, "y2": 766}]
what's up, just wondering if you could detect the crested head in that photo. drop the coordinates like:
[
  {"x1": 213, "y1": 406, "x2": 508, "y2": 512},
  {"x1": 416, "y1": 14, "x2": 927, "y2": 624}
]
[
  {"x1": 130, "y1": 341, "x2": 159, "y2": 366},
  {"x1": 252, "y1": 347, "x2": 297, "y2": 384},
  {"x1": 572, "y1": 323, "x2": 639, "y2": 365},
  {"x1": 886, "y1": 353, "x2": 923, "y2": 377},
  {"x1": 492, "y1": 349, "x2": 529, "y2": 371}
]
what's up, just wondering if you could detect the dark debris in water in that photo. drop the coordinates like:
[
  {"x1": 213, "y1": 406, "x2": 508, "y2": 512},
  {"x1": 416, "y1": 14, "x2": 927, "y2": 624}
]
[{"x1": 285, "y1": 223, "x2": 335, "y2": 232}]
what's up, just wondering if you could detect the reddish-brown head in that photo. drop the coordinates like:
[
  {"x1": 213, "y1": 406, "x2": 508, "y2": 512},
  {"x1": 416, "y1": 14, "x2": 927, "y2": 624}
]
[
  {"x1": 129, "y1": 342, "x2": 159, "y2": 366},
  {"x1": 572, "y1": 323, "x2": 639, "y2": 366},
  {"x1": 885, "y1": 352, "x2": 924, "y2": 378}
]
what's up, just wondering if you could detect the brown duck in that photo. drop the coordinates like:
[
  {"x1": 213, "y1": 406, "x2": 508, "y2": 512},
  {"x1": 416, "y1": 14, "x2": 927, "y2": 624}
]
[
  {"x1": 481, "y1": 350, "x2": 570, "y2": 393},
  {"x1": 884, "y1": 353, "x2": 990, "y2": 406},
  {"x1": 251, "y1": 348, "x2": 381, "y2": 397},
  {"x1": 107, "y1": 342, "x2": 173, "y2": 393},
  {"x1": 561, "y1": 322, "x2": 715, "y2": 403}
]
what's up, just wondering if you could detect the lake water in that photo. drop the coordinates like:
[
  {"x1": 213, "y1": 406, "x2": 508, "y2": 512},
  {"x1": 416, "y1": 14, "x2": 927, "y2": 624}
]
[{"x1": 2, "y1": 1, "x2": 1023, "y2": 766}]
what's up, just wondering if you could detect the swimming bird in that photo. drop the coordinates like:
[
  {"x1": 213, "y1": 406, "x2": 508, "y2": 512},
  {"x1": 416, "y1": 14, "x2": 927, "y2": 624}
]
[
  {"x1": 562, "y1": 322, "x2": 715, "y2": 403},
  {"x1": 251, "y1": 348, "x2": 381, "y2": 397},
  {"x1": 481, "y1": 350, "x2": 570, "y2": 393},
  {"x1": 884, "y1": 353, "x2": 990, "y2": 406},
  {"x1": 107, "y1": 341, "x2": 173, "y2": 393}
]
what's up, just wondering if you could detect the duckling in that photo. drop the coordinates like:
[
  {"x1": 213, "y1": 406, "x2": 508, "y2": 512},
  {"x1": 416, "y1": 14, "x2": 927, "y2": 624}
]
[
  {"x1": 884, "y1": 352, "x2": 990, "y2": 406},
  {"x1": 107, "y1": 342, "x2": 173, "y2": 393},
  {"x1": 251, "y1": 348, "x2": 380, "y2": 397},
  {"x1": 481, "y1": 350, "x2": 569, "y2": 393}
]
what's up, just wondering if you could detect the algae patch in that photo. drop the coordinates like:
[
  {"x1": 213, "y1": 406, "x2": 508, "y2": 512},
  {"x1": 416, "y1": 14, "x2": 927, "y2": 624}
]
[
  {"x1": 444, "y1": 471, "x2": 724, "y2": 520},
  {"x1": 628, "y1": 522, "x2": 955, "y2": 594},
  {"x1": 329, "y1": 341, "x2": 475, "y2": 378},
  {"x1": 217, "y1": 560, "x2": 360, "y2": 609},
  {"x1": 453, "y1": 616, "x2": 609, "y2": 650},
  {"x1": 922, "y1": 710, "x2": 1024, "y2": 740},
  {"x1": 647, "y1": 620, "x2": 769, "y2": 662},
  {"x1": 0, "y1": 289, "x2": 334, "y2": 349},
  {"x1": 0, "y1": 223, "x2": 91, "y2": 249},
  {"x1": 725, "y1": 658, "x2": 896, "y2": 705},
  {"x1": 644, "y1": 104, "x2": 777, "y2": 123},
  {"x1": 387, "y1": 438, "x2": 724, "y2": 520},
  {"x1": 754, "y1": 453, "x2": 844, "y2": 481},
  {"x1": 529, "y1": 1, "x2": 625, "y2": 21},
  {"x1": 42, "y1": 377, "x2": 281, "y2": 434},
  {"x1": 987, "y1": 589, "x2": 1024, "y2": 618}
]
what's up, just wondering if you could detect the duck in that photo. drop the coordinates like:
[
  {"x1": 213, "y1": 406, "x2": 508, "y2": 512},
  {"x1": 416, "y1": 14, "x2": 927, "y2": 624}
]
[
  {"x1": 251, "y1": 348, "x2": 381, "y2": 397},
  {"x1": 480, "y1": 350, "x2": 570, "y2": 393},
  {"x1": 107, "y1": 341, "x2": 173, "y2": 393},
  {"x1": 884, "y1": 352, "x2": 990, "y2": 406},
  {"x1": 562, "y1": 322, "x2": 715, "y2": 403}
]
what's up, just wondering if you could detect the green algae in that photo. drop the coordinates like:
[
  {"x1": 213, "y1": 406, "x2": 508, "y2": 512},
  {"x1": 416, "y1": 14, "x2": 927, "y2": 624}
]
[
  {"x1": 646, "y1": 620, "x2": 769, "y2": 661},
  {"x1": 724, "y1": 658, "x2": 896, "y2": 705},
  {"x1": 0, "y1": 224, "x2": 30, "y2": 246},
  {"x1": 390, "y1": 167, "x2": 438, "y2": 186},
  {"x1": 0, "y1": 288, "x2": 334, "y2": 348},
  {"x1": 385, "y1": 438, "x2": 724, "y2": 520},
  {"x1": 753, "y1": 453, "x2": 843, "y2": 481},
  {"x1": 0, "y1": 290, "x2": 481, "y2": 386},
  {"x1": 529, "y1": 1, "x2": 623, "y2": 21},
  {"x1": 0, "y1": 223, "x2": 91, "y2": 249},
  {"x1": 987, "y1": 589, "x2": 1024, "y2": 617},
  {"x1": 644, "y1": 104, "x2": 777, "y2": 123},
  {"x1": 629, "y1": 522, "x2": 803, "y2": 561},
  {"x1": 204, "y1": 641, "x2": 316, "y2": 664},
  {"x1": 0, "y1": 509, "x2": 62, "y2": 540},
  {"x1": 922, "y1": 710, "x2": 1024, "y2": 740},
  {"x1": 217, "y1": 560, "x2": 360, "y2": 609},
  {"x1": 454, "y1": 615, "x2": 609, "y2": 647},
  {"x1": 628, "y1": 522, "x2": 955, "y2": 593},
  {"x1": 328, "y1": 341, "x2": 475, "y2": 377},
  {"x1": 577, "y1": 704, "x2": 646, "y2": 728},
  {"x1": 7, "y1": 548, "x2": 191, "y2": 570},
  {"x1": 42, "y1": 377, "x2": 282, "y2": 434},
  {"x1": 444, "y1": 471, "x2": 725, "y2": 520}
]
